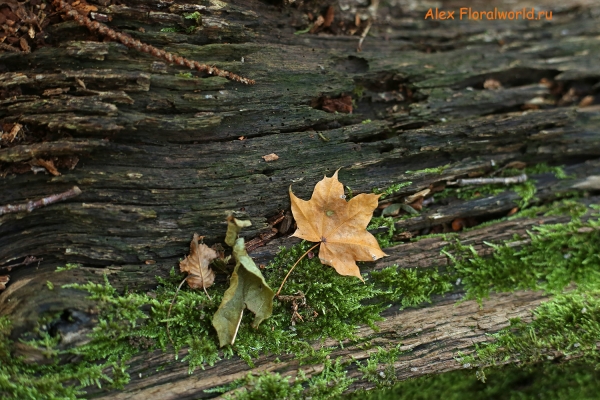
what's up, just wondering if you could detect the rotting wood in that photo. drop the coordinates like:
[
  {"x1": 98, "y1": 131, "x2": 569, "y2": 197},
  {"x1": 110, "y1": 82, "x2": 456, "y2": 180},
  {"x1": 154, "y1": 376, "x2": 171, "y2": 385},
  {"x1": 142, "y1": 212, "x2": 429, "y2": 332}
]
[{"x1": 1, "y1": 0, "x2": 600, "y2": 397}]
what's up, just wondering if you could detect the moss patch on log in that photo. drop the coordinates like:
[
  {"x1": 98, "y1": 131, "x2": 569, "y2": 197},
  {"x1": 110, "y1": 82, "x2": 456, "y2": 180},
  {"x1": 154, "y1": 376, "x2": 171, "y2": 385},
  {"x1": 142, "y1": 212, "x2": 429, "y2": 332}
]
[
  {"x1": 348, "y1": 359, "x2": 600, "y2": 400},
  {"x1": 1, "y1": 201, "x2": 599, "y2": 398}
]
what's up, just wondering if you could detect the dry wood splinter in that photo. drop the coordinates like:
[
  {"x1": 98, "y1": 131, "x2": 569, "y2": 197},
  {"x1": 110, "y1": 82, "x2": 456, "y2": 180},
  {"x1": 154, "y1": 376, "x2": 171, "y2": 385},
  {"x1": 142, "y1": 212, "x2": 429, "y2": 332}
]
[{"x1": 447, "y1": 174, "x2": 528, "y2": 187}]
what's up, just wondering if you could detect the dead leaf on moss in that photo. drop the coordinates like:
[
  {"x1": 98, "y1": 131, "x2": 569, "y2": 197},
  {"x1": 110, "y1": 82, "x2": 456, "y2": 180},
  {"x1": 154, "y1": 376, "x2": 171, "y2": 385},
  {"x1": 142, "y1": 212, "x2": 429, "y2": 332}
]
[
  {"x1": 179, "y1": 233, "x2": 216, "y2": 290},
  {"x1": 289, "y1": 169, "x2": 387, "y2": 280},
  {"x1": 213, "y1": 218, "x2": 274, "y2": 346}
]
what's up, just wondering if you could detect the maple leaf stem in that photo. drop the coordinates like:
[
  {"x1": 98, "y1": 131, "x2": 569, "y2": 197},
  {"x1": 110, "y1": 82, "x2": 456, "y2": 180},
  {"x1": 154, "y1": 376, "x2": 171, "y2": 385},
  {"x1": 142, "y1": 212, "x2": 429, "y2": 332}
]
[
  {"x1": 166, "y1": 277, "x2": 189, "y2": 347},
  {"x1": 275, "y1": 242, "x2": 320, "y2": 297}
]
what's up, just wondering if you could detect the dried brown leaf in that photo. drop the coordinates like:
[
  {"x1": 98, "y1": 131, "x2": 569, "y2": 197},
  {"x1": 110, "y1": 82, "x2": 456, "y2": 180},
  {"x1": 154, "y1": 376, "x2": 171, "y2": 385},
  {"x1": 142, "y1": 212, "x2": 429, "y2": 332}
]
[
  {"x1": 289, "y1": 169, "x2": 387, "y2": 280},
  {"x1": 35, "y1": 158, "x2": 60, "y2": 176},
  {"x1": 179, "y1": 233, "x2": 216, "y2": 290}
]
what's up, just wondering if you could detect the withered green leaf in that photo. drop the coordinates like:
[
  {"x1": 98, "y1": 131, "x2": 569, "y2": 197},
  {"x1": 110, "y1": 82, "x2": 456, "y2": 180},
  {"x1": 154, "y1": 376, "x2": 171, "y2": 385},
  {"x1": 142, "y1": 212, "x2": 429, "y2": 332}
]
[
  {"x1": 225, "y1": 215, "x2": 252, "y2": 247},
  {"x1": 213, "y1": 219, "x2": 274, "y2": 347}
]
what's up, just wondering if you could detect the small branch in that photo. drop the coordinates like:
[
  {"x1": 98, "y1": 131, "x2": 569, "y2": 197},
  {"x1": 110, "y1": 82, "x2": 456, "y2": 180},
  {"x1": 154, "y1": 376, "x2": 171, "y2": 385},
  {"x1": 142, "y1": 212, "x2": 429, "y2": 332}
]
[
  {"x1": 0, "y1": 186, "x2": 82, "y2": 217},
  {"x1": 357, "y1": 0, "x2": 379, "y2": 52},
  {"x1": 447, "y1": 174, "x2": 528, "y2": 187},
  {"x1": 0, "y1": 256, "x2": 43, "y2": 271},
  {"x1": 53, "y1": 0, "x2": 255, "y2": 85}
]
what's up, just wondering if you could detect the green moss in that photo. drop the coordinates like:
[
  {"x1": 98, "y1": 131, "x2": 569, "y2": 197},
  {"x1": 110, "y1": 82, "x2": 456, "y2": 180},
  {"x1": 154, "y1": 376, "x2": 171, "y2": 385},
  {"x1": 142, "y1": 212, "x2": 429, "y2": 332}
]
[
  {"x1": 0, "y1": 316, "x2": 117, "y2": 400},
  {"x1": 183, "y1": 11, "x2": 202, "y2": 25},
  {"x1": 512, "y1": 180, "x2": 537, "y2": 208},
  {"x1": 372, "y1": 181, "x2": 412, "y2": 200},
  {"x1": 443, "y1": 206, "x2": 600, "y2": 302},
  {"x1": 405, "y1": 164, "x2": 450, "y2": 175},
  {"x1": 460, "y1": 290, "x2": 600, "y2": 369},
  {"x1": 4, "y1": 195, "x2": 596, "y2": 398},
  {"x1": 55, "y1": 263, "x2": 81, "y2": 272},
  {"x1": 433, "y1": 162, "x2": 572, "y2": 206},
  {"x1": 347, "y1": 359, "x2": 600, "y2": 400},
  {"x1": 368, "y1": 216, "x2": 397, "y2": 248},
  {"x1": 370, "y1": 266, "x2": 453, "y2": 308},
  {"x1": 233, "y1": 241, "x2": 387, "y2": 364},
  {"x1": 356, "y1": 345, "x2": 406, "y2": 388},
  {"x1": 523, "y1": 162, "x2": 572, "y2": 179},
  {"x1": 510, "y1": 198, "x2": 588, "y2": 219},
  {"x1": 225, "y1": 358, "x2": 353, "y2": 399}
]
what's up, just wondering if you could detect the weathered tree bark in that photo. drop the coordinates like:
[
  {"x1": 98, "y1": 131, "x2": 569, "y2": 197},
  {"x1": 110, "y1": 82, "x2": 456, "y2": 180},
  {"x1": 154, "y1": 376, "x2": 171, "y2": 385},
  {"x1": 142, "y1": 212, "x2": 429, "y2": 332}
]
[{"x1": 1, "y1": 0, "x2": 599, "y2": 398}]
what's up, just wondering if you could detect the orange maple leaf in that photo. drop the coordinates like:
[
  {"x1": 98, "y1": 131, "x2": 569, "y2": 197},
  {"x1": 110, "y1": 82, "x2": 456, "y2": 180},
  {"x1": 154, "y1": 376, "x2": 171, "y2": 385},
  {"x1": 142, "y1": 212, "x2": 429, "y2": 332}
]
[{"x1": 289, "y1": 170, "x2": 387, "y2": 280}]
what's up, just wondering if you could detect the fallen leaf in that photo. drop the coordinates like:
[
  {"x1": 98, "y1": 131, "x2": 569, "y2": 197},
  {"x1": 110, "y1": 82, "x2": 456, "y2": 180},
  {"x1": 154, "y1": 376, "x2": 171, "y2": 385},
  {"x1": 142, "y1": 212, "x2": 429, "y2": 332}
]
[
  {"x1": 179, "y1": 233, "x2": 216, "y2": 290},
  {"x1": 35, "y1": 159, "x2": 61, "y2": 176},
  {"x1": 289, "y1": 170, "x2": 387, "y2": 280},
  {"x1": 0, "y1": 275, "x2": 9, "y2": 290},
  {"x1": 262, "y1": 153, "x2": 279, "y2": 162},
  {"x1": 213, "y1": 219, "x2": 274, "y2": 347}
]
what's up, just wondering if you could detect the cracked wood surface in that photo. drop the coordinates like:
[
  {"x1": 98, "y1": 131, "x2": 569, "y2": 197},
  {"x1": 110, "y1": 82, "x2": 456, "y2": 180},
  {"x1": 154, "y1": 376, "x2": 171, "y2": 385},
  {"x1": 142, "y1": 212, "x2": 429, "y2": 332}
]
[{"x1": 1, "y1": 0, "x2": 599, "y2": 396}]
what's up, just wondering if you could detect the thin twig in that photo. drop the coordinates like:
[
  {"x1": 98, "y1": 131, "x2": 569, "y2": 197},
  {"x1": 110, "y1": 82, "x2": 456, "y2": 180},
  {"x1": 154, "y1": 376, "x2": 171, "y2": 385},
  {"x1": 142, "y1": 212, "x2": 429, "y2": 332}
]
[
  {"x1": 166, "y1": 278, "x2": 187, "y2": 347},
  {"x1": 447, "y1": 174, "x2": 528, "y2": 187},
  {"x1": 275, "y1": 242, "x2": 320, "y2": 297},
  {"x1": 0, "y1": 186, "x2": 82, "y2": 217},
  {"x1": 357, "y1": 0, "x2": 379, "y2": 52},
  {"x1": 357, "y1": 20, "x2": 372, "y2": 52},
  {"x1": 0, "y1": 256, "x2": 43, "y2": 271},
  {"x1": 53, "y1": 0, "x2": 255, "y2": 85}
]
